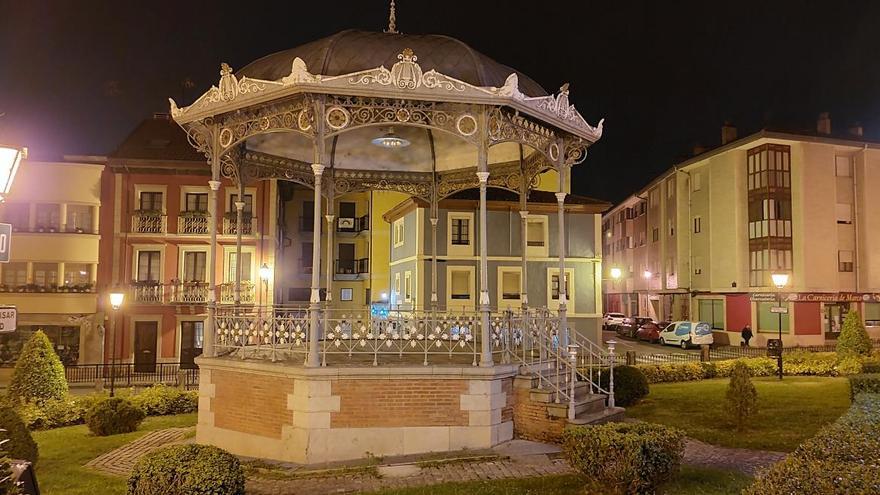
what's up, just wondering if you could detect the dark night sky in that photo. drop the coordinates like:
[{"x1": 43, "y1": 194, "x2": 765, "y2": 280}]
[{"x1": 2, "y1": 1, "x2": 879, "y2": 203}]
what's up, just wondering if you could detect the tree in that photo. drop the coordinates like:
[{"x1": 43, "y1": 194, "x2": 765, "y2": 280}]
[
  {"x1": 725, "y1": 361, "x2": 758, "y2": 431},
  {"x1": 8, "y1": 330, "x2": 67, "y2": 405},
  {"x1": 836, "y1": 311, "x2": 872, "y2": 356}
]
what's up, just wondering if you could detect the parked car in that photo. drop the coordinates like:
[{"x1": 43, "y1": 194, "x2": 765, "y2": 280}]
[
  {"x1": 635, "y1": 320, "x2": 669, "y2": 343},
  {"x1": 603, "y1": 312, "x2": 626, "y2": 330},
  {"x1": 658, "y1": 321, "x2": 714, "y2": 349},
  {"x1": 616, "y1": 316, "x2": 653, "y2": 339}
]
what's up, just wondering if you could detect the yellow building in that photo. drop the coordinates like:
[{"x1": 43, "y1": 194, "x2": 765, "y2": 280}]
[
  {"x1": 604, "y1": 117, "x2": 880, "y2": 346},
  {"x1": 0, "y1": 157, "x2": 105, "y2": 368}
]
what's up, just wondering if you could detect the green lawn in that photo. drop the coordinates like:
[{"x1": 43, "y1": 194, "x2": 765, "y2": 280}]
[
  {"x1": 31, "y1": 413, "x2": 197, "y2": 495},
  {"x1": 626, "y1": 376, "x2": 850, "y2": 452},
  {"x1": 368, "y1": 466, "x2": 752, "y2": 495}
]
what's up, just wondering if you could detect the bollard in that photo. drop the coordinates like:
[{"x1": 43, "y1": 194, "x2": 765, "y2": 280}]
[
  {"x1": 177, "y1": 370, "x2": 187, "y2": 390},
  {"x1": 700, "y1": 344, "x2": 710, "y2": 362}
]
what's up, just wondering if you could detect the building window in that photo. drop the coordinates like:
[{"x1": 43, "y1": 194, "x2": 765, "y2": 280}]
[
  {"x1": 0, "y1": 325, "x2": 80, "y2": 366},
  {"x1": 394, "y1": 272, "x2": 401, "y2": 301},
  {"x1": 692, "y1": 172, "x2": 702, "y2": 192},
  {"x1": 64, "y1": 263, "x2": 91, "y2": 286},
  {"x1": 1, "y1": 262, "x2": 26, "y2": 287},
  {"x1": 450, "y1": 269, "x2": 471, "y2": 300},
  {"x1": 180, "y1": 321, "x2": 204, "y2": 369},
  {"x1": 668, "y1": 219, "x2": 675, "y2": 237},
  {"x1": 393, "y1": 218, "x2": 405, "y2": 247},
  {"x1": 35, "y1": 203, "x2": 60, "y2": 231},
  {"x1": 404, "y1": 271, "x2": 412, "y2": 302},
  {"x1": 301, "y1": 201, "x2": 314, "y2": 231},
  {"x1": 550, "y1": 274, "x2": 568, "y2": 300},
  {"x1": 838, "y1": 250, "x2": 854, "y2": 272},
  {"x1": 32, "y1": 262, "x2": 57, "y2": 287},
  {"x1": 693, "y1": 216, "x2": 702, "y2": 234},
  {"x1": 652, "y1": 228, "x2": 659, "y2": 243},
  {"x1": 757, "y1": 301, "x2": 789, "y2": 333},
  {"x1": 226, "y1": 251, "x2": 252, "y2": 281},
  {"x1": 865, "y1": 303, "x2": 880, "y2": 327},
  {"x1": 525, "y1": 216, "x2": 549, "y2": 256},
  {"x1": 185, "y1": 193, "x2": 208, "y2": 212},
  {"x1": 450, "y1": 217, "x2": 470, "y2": 245},
  {"x1": 66, "y1": 205, "x2": 94, "y2": 233},
  {"x1": 499, "y1": 268, "x2": 521, "y2": 302},
  {"x1": 747, "y1": 143, "x2": 792, "y2": 287},
  {"x1": 229, "y1": 193, "x2": 254, "y2": 216},
  {"x1": 548, "y1": 269, "x2": 574, "y2": 309},
  {"x1": 836, "y1": 203, "x2": 853, "y2": 224},
  {"x1": 698, "y1": 299, "x2": 724, "y2": 330},
  {"x1": 693, "y1": 256, "x2": 703, "y2": 275},
  {"x1": 340, "y1": 288, "x2": 353, "y2": 302},
  {"x1": 301, "y1": 243, "x2": 313, "y2": 273},
  {"x1": 137, "y1": 251, "x2": 161, "y2": 282},
  {"x1": 667, "y1": 179, "x2": 675, "y2": 198},
  {"x1": 2, "y1": 203, "x2": 29, "y2": 232},
  {"x1": 835, "y1": 156, "x2": 852, "y2": 177},
  {"x1": 183, "y1": 251, "x2": 207, "y2": 281},
  {"x1": 139, "y1": 191, "x2": 163, "y2": 211},
  {"x1": 638, "y1": 231, "x2": 646, "y2": 246}
]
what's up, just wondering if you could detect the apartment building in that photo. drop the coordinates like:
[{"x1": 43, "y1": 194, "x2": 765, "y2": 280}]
[
  {"x1": 604, "y1": 116, "x2": 880, "y2": 345},
  {"x1": 98, "y1": 114, "x2": 276, "y2": 370},
  {"x1": 385, "y1": 188, "x2": 609, "y2": 339},
  {"x1": 0, "y1": 157, "x2": 104, "y2": 368}
]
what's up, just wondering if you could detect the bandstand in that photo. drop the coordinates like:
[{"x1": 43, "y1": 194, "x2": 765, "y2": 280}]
[{"x1": 171, "y1": 23, "x2": 616, "y2": 463}]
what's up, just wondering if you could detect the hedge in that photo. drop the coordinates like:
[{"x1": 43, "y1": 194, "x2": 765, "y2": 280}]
[
  {"x1": 86, "y1": 398, "x2": 145, "y2": 436},
  {"x1": 848, "y1": 374, "x2": 880, "y2": 400},
  {"x1": 744, "y1": 393, "x2": 880, "y2": 494},
  {"x1": 129, "y1": 385, "x2": 198, "y2": 416},
  {"x1": 636, "y1": 352, "x2": 872, "y2": 384},
  {"x1": 8, "y1": 330, "x2": 67, "y2": 405},
  {"x1": 128, "y1": 444, "x2": 245, "y2": 495},
  {"x1": 0, "y1": 407, "x2": 37, "y2": 465},
  {"x1": 597, "y1": 366, "x2": 649, "y2": 407},
  {"x1": 563, "y1": 422, "x2": 685, "y2": 495}
]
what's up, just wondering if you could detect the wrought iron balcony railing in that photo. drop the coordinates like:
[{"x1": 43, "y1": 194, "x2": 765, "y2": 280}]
[
  {"x1": 219, "y1": 281, "x2": 256, "y2": 304},
  {"x1": 169, "y1": 282, "x2": 208, "y2": 303},
  {"x1": 131, "y1": 212, "x2": 166, "y2": 234},
  {"x1": 178, "y1": 213, "x2": 209, "y2": 234},
  {"x1": 336, "y1": 215, "x2": 370, "y2": 233},
  {"x1": 222, "y1": 214, "x2": 255, "y2": 235}
]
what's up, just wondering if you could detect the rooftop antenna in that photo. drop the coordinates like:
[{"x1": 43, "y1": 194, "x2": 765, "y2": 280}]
[{"x1": 385, "y1": 0, "x2": 399, "y2": 34}]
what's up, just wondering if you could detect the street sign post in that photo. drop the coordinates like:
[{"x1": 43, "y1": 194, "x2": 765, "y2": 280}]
[
  {"x1": 0, "y1": 222, "x2": 10, "y2": 263},
  {"x1": 770, "y1": 306, "x2": 788, "y2": 314},
  {"x1": 0, "y1": 306, "x2": 16, "y2": 333}
]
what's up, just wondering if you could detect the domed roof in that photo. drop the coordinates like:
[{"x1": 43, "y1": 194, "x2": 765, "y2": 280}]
[{"x1": 238, "y1": 29, "x2": 549, "y2": 97}]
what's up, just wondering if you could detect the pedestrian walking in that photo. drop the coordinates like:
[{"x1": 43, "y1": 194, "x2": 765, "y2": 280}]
[{"x1": 741, "y1": 324, "x2": 753, "y2": 347}]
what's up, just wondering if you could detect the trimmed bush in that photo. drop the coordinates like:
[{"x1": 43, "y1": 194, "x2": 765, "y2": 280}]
[
  {"x1": 563, "y1": 422, "x2": 685, "y2": 495},
  {"x1": 0, "y1": 436, "x2": 19, "y2": 495},
  {"x1": 129, "y1": 385, "x2": 198, "y2": 416},
  {"x1": 127, "y1": 444, "x2": 245, "y2": 495},
  {"x1": 8, "y1": 330, "x2": 67, "y2": 405},
  {"x1": 0, "y1": 407, "x2": 37, "y2": 465},
  {"x1": 745, "y1": 394, "x2": 880, "y2": 494},
  {"x1": 597, "y1": 366, "x2": 649, "y2": 407},
  {"x1": 861, "y1": 358, "x2": 880, "y2": 374},
  {"x1": 837, "y1": 310, "x2": 872, "y2": 356},
  {"x1": 86, "y1": 397, "x2": 145, "y2": 436},
  {"x1": 848, "y1": 373, "x2": 880, "y2": 400},
  {"x1": 725, "y1": 361, "x2": 758, "y2": 431}
]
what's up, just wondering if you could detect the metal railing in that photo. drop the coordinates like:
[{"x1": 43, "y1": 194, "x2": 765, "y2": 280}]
[
  {"x1": 170, "y1": 282, "x2": 208, "y2": 303},
  {"x1": 132, "y1": 283, "x2": 164, "y2": 303},
  {"x1": 179, "y1": 213, "x2": 209, "y2": 234},
  {"x1": 219, "y1": 281, "x2": 256, "y2": 304},
  {"x1": 334, "y1": 258, "x2": 369, "y2": 275},
  {"x1": 336, "y1": 215, "x2": 370, "y2": 233},
  {"x1": 131, "y1": 212, "x2": 166, "y2": 234},
  {"x1": 64, "y1": 362, "x2": 199, "y2": 390},
  {"x1": 222, "y1": 215, "x2": 254, "y2": 235}
]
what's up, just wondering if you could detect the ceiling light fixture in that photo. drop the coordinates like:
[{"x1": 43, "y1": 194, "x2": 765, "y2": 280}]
[{"x1": 371, "y1": 127, "x2": 410, "y2": 149}]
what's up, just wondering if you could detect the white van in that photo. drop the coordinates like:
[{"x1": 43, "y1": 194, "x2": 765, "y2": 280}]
[{"x1": 658, "y1": 321, "x2": 714, "y2": 349}]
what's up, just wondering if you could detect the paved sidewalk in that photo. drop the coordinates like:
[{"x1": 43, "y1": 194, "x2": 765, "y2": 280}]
[
  {"x1": 86, "y1": 427, "x2": 191, "y2": 476},
  {"x1": 683, "y1": 438, "x2": 786, "y2": 476}
]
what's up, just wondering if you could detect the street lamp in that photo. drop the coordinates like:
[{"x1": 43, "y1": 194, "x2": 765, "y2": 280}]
[
  {"x1": 610, "y1": 267, "x2": 622, "y2": 280},
  {"x1": 259, "y1": 263, "x2": 271, "y2": 307},
  {"x1": 771, "y1": 272, "x2": 789, "y2": 380},
  {"x1": 0, "y1": 145, "x2": 26, "y2": 202},
  {"x1": 108, "y1": 288, "x2": 125, "y2": 397},
  {"x1": 643, "y1": 270, "x2": 652, "y2": 279}
]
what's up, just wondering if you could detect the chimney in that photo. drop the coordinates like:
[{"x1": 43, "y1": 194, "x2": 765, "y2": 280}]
[
  {"x1": 817, "y1": 112, "x2": 832, "y2": 135},
  {"x1": 692, "y1": 143, "x2": 709, "y2": 156},
  {"x1": 848, "y1": 122, "x2": 864, "y2": 138},
  {"x1": 721, "y1": 121, "x2": 737, "y2": 145}
]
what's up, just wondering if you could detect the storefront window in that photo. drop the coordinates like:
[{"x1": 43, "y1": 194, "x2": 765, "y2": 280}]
[
  {"x1": 865, "y1": 303, "x2": 880, "y2": 327},
  {"x1": 757, "y1": 302, "x2": 789, "y2": 333},
  {"x1": 698, "y1": 299, "x2": 725, "y2": 330},
  {"x1": 0, "y1": 326, "x2": 80, "y2": 366}
]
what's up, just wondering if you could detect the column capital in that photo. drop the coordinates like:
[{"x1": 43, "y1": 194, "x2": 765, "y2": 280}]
[
  {"x1": 480, "y1": 290, "x2": 490, "y2": 306},
  {"x1": 555, "y1": 192, "x2": 567, "y2": 203},
  {"x1": 310, "y1": 288, "x2": 321, "y2": 303},
  {"x1": 311, "y1": 163, "x2": 325, "y2": 176},
  {"x1": 325, "y1": 214, "x2": 336, "y2": 223},
  {"x1": 208, "y1": 180, "x2": 221, "y2": 191},
  {"x1": 430, "y1": 217, "x2": 438, "y2": 226},
  {"x1": 476, "y1": 171, "x2": 490, "y2": 183},
  {"x1": 519, "y1": 210, "x2": 530, "y2": 219},
  {"x1": 235, "y1": 201, "x2": 245, "y2": 211}
]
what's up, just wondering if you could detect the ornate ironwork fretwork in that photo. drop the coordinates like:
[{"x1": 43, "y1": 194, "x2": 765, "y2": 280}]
[{"x1": 216, "y1": 96, "x2": 313, "y2": 155}]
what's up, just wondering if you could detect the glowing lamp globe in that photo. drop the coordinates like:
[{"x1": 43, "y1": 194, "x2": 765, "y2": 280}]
[
  {"x1": 0, "y1": 145, "x2": 26, "y2": 201},
  {"x1": 109, "y1": 290, "x2": 125, "y2": 310},
  {"x1": 259, "y1": 263, "x2": 272, "y2": 281},
  {"x1": 609, "y1": 267, "x2": 622, "y2": 280},
  {"x1": 771, "y1": 272, "x2": 789, "y2": 289}
]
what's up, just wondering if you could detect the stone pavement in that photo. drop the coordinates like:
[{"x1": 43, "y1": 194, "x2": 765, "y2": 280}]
[
  {"x1": 86, "y1": 427, "x2": 192, "y2": 476},
  {"x1": 683, "y1": 438, "x2": 787, "y2": 476}
]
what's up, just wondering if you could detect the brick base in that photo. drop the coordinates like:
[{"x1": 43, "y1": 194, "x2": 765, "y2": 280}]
[
  {"x1": 511, "y1": 387, "x2": 567, "y2": 443},
  {"x1": 196, "y1": 357, "x2": 517, "y2": 464}
]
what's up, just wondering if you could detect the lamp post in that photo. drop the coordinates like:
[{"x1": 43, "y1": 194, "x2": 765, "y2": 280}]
[
  {"x1": 259, "y1": 263, "x2": 271, "y2": 308},
  {"x1": 770, "y1": 272, "x2": 789, "y2": 380},
  {"x1": 108, "y1": 288, "x2": 125, "y2": 397},
  {"x1": 0, "y1": 145, "x2": 26, "y2": 203}
]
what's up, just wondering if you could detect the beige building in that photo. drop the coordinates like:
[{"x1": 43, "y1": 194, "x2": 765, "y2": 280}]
[
  {"x1": 604, "y1": 117, "x2": 880, "y2": 346},
  {"x1": 0, "y1": 157, "x2": 105, "y2": 368}
]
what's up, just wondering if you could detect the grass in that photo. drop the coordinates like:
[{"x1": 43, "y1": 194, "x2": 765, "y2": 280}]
[
  {"x1": 366, "y1": 466, "x2": 752, "y2": 494},
  {"x1": 31, "y1": 413, "x2": 197, "y2": 495},
  {"x1": 626, "y1": 376, "x2": 850, "y2": 452}
]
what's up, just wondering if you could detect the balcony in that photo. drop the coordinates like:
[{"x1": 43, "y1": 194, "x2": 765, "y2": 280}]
[
  {"x1": 334, "y1": 258, "x2": 369, "y2": 281},
  {"x1": 131, "y1": 283, "x2": 164, "y2": 303},
  {"x1": 222, "y1": 213, "x2": 254, "y2": 236},
  {"x1": 219, "y1": 281, "x2": 256, "y2": 304},
  {"x1": 336, "y1": 215, "x2": 370, "y2": 234},
  {"x1": 131, "y1": 211, "x2": 166, "y2": 234},
  {"x1": 169, "y1": 282, "x2": 208, "y2": 303},
  {"x1": 178, "y1": 212, "x2": 209, "y2": 235}
]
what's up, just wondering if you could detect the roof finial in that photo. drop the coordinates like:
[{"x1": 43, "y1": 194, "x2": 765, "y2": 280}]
[{"x1": 385, "y1": 0, "x2": 398, "y2": 34}]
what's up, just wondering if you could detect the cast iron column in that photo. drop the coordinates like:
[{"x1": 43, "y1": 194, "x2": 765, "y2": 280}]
[
  {"x1": 307, "y1": 164, "x2": 325, "y2": 367},
  {"x1": 477, "y1": 170, "x2": 493, "y2": 366}
]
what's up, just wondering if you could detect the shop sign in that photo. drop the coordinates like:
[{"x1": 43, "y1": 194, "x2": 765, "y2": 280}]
[
  {"x1": 749, "y1": 293, "x2": 779, "y2": 302},
  {"x1": 0, "y1": 306, "x2": 16, "y2": 333},
  {"x1": 787, "y1": 293, "x2": 880, "y2": 303}
]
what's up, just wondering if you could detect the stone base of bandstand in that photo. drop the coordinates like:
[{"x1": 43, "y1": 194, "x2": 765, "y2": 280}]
[{"x1": 195, "y1": 356, "x2": 517, "y2": 464}]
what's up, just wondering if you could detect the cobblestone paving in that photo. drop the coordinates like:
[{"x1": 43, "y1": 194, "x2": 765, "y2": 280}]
[
  {"x1": 683, "y1": 438, "x2": 787, "y2": 476},
  {"x1": 86, "y1": 427, "x2": 191, "y2": 476},
  {"x1": 247, "y1": 456, "x2": 572, "y2": 495}
]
